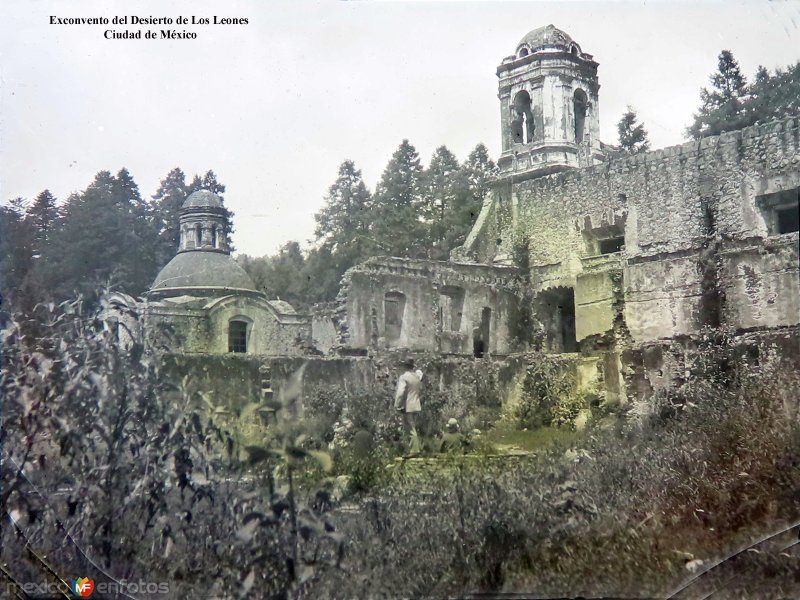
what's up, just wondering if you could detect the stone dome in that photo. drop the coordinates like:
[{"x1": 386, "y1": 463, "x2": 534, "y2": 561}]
[
  {"x1": 517, "y1": 24, "x2": 574, "y2": 54},
  {"x1": 150, "y1": 251, "x2": 257, "y2": 295},
  {"x1": 183, "y1": 190, "x2": 223, "y2": 209}
]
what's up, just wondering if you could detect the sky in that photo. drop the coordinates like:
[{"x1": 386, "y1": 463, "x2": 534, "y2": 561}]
[{"x1": 2, "y1": 0, "x2": 799, "y2": 257}]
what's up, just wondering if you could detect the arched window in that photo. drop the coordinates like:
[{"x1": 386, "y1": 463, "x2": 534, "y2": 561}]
[
  {"x1": 518, "y1": 47, "x2": 529, "y2": 58},
  {"x1": 211, "y1": 225, "x2": 217, "y2": 248},
  {"x1": 573, "y1": 89, "x2": 588, "y2": 143},
  {"x1": 228, "y1": 319, "x2": 249, "y2": 353},
  {"x1": 195, "y1": 223, "x2": 203, "y2": 247},
  {"x1": 511, "y1": 90, "x2": 535, "y2": 144}
]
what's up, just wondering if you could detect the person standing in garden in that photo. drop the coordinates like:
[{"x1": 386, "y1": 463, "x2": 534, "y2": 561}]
[{"x1": 394, "y1": 358, "x2": 422, "y2": 455}]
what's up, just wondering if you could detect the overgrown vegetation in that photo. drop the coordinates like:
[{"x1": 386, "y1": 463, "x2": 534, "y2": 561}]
[
  {"x1": 0, "y1": 300, "x2": 341, "y2": 599},
  {"x1": 2, "y1": 300, "x2": 799, "y2": 598},
  {"x1": 306, "y1": 337, "x2": 800, "y2": 598}
]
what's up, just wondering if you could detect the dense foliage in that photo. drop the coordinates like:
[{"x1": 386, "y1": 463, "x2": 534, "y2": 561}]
[
  {"x1": 0, "y1": 301, "x2": 339, "y2": 599},
  {"x1": 616, "y1": 106, "x2": 651, "y2": 154},
  {"x1": 688, "y1": 51, "x2": 800, "y2": 139},
  {"x1": 0, "y1": 168, "x2": 228, "y2": 314},
  {"x1": 2, "y1": 299, "x2": 798, "y2": 598},
  {"x1": 305, "y1": 338, "x2": 800, "y2": 598},
  {"x1": 238, "y1": 142, "x2": 497, "y2": 307}
]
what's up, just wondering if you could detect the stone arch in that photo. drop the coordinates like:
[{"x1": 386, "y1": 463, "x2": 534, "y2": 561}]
[
  {"x1": 573, "y1": 89, "x2": 588, "y2": 143},
  {"x1": 512, "y1": 90, "x2": 535, "y2": 144}
]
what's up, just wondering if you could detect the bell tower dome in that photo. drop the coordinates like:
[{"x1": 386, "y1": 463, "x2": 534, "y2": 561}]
[{"x1": 497, "y1": 25, "x2": 603, "y2": 179}]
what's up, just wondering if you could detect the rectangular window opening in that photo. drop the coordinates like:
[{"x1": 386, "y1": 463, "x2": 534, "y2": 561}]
[
  {"x1": 777, "y1": 203, "x2": 799, "y2": 234},
  {"x1": 758, "y1": 188, "x2": 799, "y2": 236},
  {"x1": 598, "y1": 236, "x2": 625, "y2": 255},
  {"x1": 228, "y1": 321, "x2": 248, "y2": 353}
]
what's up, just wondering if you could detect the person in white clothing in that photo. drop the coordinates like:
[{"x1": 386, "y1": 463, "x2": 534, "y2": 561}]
[{"x1": 394, "y1": 358, "x2": 422, "y2": 455}]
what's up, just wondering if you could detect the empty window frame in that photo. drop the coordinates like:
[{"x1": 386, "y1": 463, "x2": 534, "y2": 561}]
[
  {"x1": 384, "y1": 291, "x2": 406, "y2": 342},
  {"x1": 573, "y1": 89, "x2": 588, "y2": 143},
  {"x1": 758, "y1": 188, "x2": 800, "y2": 235},
  {"x1": 598, "y1": 236, "x2": 625, "y2": 255},
  {"x1": 438, "y1": 286, "x2": 465, "y2": 332},
  {"x1": 511, "y1": 90, "x2": 535, "y2": 145}
]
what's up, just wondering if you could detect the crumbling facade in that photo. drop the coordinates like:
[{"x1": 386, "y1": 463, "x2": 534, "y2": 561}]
[
  {"x1": 107, "y1": 25, "x2": 798, "y2": 419},
  {"x1": 337, "y1": 25, "x2": 800, "y2": 403}
]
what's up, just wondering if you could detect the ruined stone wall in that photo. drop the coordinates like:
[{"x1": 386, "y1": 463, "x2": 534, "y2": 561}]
[
  {"x1": 622, "y1": 327, "x2": 800, "y2": 405},
  {"x1": 205, "y1": 296, "x2": 310, "y2": 356},
  {"x1": 144, "y1": 307, "x2": 211, "y2": 353},
  {"x1": 465, "y1": 116, "x2": 800, "y2": 343},
  {"x1": 143, "y1": 296, "x2": 311, "y2": 356},
  {"x1": 340, "y1": 257, "x2": 519, "y2": 356}
]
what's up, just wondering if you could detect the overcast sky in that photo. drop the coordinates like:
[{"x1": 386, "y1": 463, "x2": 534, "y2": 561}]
[{"x1": 2, "y1": 0, "x2": 799, "y2": 257}]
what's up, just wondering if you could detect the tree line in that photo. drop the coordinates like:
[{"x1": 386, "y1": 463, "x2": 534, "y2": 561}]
[
  {"x1": 3, "y1": 51, "x2": 797, "y2": 314},
  {"x1": 236, "y1": 142, "x2": 497, "y2": 308},
  {"x1": 0, "y1": 168, "x2": 226, "y2": 312},
  {"x1": 614, "y1": 50, "x2": 800, "y2": 154}
]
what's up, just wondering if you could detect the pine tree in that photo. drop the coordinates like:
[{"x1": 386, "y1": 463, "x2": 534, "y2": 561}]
[
  {"x1": 309, "y1": 160, "x2": 375, "y2": 291},
  {"x1": 688, "y1": 50, "x2": 749, "y2": 139},
  {"x1": 151, "y1": 168, "x2": 190, "y2": 268},
  {"x1": 112, "y1": 168, "x2": 158, "y2": 293},
  {"x1": 450, "y1": 143, "x2": 497, "y2": 251},
  {"x1": 745, "y1": 62, "x2": 800, "y2": 125},
  {"x1": 371, "y1": 140, "x2": 426, "y2": 258},
  {"x1": 27, "y1": 190, "x2": 60, "y2": 256},
  {"x1": 315, "y1": 161, "x2": 374, "y2": 260},
  {"x1": 424, "y1": 146, "x2": 461, "y2": 259},
  {"x1": 616, "y1": 107, "x2": 651, "y2": 154},
  {"x1": 0, "y1": 199, "x2": 35, "y2": 310}
]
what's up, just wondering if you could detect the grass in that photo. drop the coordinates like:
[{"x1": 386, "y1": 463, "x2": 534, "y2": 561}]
[{"x1": 483, "y1": 424, "x2": 579, "y2": 453}]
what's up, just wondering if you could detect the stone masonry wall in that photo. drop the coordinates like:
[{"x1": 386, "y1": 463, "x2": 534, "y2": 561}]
[
  {"x1": 464, "y1": 116, "x2": 800, "y2": 343},
  {"x1": 340, "y1": 257, "x2": 520, "y2": 356}
]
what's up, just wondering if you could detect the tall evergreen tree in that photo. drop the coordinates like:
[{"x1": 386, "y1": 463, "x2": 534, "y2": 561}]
[
  {"x1": 616, "y1": 107, "x2": 651, "y2": 154},
  {"x1": 371, "y1": 140, "x2": 426, "y2": 258},
  {"x1": 27, "y1": 190, "x2": 60, "y2": 256},
  {"x1": 151, "y1": 168, "x2": 190, "y2": 268},
  {"x1": 688, "y1": 50, "x2": 749, "y2": 139},
  {"x1": 46, "y1": 170, "x2": 151, "y2": 302},
  {"x1": 112, "y1": 168, "x2": 158, "y2": 292},
  {"x1": 424, "y1": 146, "x2": 461, "y2": 260},
  {"x1": 745, "y1": 61, "x2": 800, "y2": 125},
  {"x1": 440, "y1": 143, "x2": 497, "y2": 256},
  {"x1": 315, "y1": 160, "x2": 374, "y2": 261},
  {"x1": 0, "y1": 199, "x2": 35, "y2": 311}
]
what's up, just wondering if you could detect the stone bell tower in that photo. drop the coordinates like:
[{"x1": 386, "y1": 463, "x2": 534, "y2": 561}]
[{"x1": 496, "y1": 24, "x2": 603, "y2": 179}]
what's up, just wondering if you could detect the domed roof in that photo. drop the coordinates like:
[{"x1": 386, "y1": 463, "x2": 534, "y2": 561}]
[
  {"x1": 150, "y1": 251, "x2": 257, "y2": 295},
  {"x1": 517, "y1": 24, "x2": 573, "y2": 53},
  {"x1": 183, "y1": 190, "x2": 223, "y2": 209}
]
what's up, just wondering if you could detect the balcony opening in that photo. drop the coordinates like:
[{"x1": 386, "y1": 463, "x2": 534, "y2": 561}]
[
  {"x1": 439, "y1": 286, "x2": 465, "y2": 332},
  {"x1": 598, "y1": 236, "x2": 625, "y2": 255}
]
